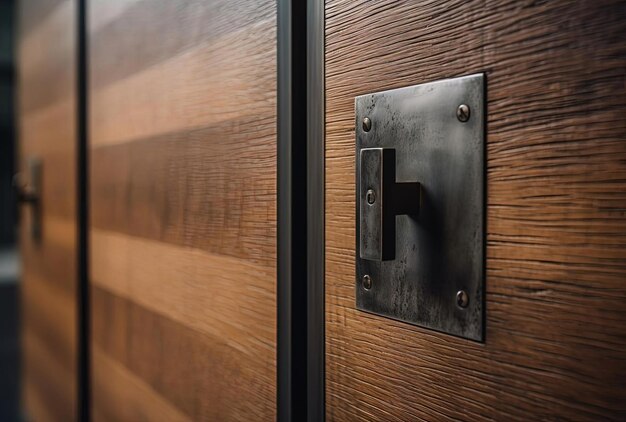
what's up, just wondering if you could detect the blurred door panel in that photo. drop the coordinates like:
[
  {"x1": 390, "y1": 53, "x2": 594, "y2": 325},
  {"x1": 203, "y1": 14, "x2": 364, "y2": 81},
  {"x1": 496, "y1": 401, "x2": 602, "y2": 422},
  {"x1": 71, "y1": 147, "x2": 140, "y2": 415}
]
[
  {"x1": 88, "y1": 0, "x2": 277, "y2": 420},
  {"x1": 324, "y1": 1, "x2": 626, "y2": 420},
  {"x1": 17, "y1": 0, "x2": 78, "y2": 420}
]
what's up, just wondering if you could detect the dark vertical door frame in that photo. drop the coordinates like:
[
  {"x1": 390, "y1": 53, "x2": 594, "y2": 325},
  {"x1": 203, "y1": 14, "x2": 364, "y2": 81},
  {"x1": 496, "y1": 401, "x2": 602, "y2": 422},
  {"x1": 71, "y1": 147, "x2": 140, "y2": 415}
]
[
  {"x1": 277, "y1": 0, "x2": 325, "y2": 420},
  {"x1": 277, "y1": 0, "x2": 306, "y2": 419},
  {"x1": 76, "y1": 0, "x2": 90, "y2": 420},
  {"x1": 306, "y1": 0, "x2": 325, "y2": 420}
]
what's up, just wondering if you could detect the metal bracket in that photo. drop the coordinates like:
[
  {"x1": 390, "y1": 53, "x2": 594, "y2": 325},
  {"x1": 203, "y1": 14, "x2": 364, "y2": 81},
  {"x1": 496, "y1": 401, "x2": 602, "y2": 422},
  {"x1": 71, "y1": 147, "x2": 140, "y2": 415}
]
[{"x1": 355, "y1": 74, "x2": 485, "y2": 341}]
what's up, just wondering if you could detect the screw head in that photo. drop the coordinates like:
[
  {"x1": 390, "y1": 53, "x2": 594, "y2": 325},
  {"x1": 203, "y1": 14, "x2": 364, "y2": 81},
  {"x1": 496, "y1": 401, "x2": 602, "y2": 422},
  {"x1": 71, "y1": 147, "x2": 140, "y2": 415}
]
[
  {"x1": 456, "y1": 290, "x2": 469, "y2": 309},
  {"x1": 362, "y1": 117, "x2": 372, "y2": 132},
  {"x1": 362, "y1": 275, "x2": 372, "y2": 290},
  {"x1": 366, "y1": 189, "x2": 376, "y2": 205},
  {"x1": 456, "y1": 104, "x2": 470, "y2": 122}
]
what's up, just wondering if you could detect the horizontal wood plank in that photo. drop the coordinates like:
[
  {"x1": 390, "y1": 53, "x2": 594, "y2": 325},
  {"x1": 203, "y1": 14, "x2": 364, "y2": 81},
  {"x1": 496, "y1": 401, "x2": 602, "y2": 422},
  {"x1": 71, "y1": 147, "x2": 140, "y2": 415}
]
[
  {"x1": 89, "y1": 0, "x2": 275, "y2": 89},
  {"x1": 90, "y1": 229, "x2": 275, "y2": 355},
  {"x1": 91, "y1": 286, "x2": 276, "y2": 421},
  {"x1": 90, "y1": 17, "x2": 275, "y2": 147},
  {"x1": 88, "y1": 0, "x2": 142, "y2": 33},
  {"x1": 18, "y1": 99, "x2": 74, "y2": 155},
  {"x1": 22, "y1": 328, "x2": 76, "y2": 422},
  {"x1": 90, "y1": 119, "x2": 275, "y2": 265},
  {"x1": 92, "y1": 347, "x2": 191, "y2": 422},
  {"x1": 21, "y1": 268, "x2": 76, "y2": 374},
  {"x1": 17, "y1": 0, "x2": 65, "y2": 37},
  {"x1": 18, "y1": 1, "x2": 75, "y2": 113}
]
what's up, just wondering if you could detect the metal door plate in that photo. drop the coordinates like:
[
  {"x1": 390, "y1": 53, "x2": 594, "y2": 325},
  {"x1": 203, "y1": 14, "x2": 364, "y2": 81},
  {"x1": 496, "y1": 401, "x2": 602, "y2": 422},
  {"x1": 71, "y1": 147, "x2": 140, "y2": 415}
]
[{"x1": 355, "y1": 74, "x2": 485, "y2": 341}]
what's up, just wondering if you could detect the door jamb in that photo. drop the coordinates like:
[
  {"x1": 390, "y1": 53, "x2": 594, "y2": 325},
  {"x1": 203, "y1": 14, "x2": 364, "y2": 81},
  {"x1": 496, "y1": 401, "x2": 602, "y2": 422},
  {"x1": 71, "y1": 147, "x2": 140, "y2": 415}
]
[
  {"x1": 306, "y1": 0, "x2": 325, "y2": 420},
  {"x1": 277, "y1": 0, "x2": 325, "y2": 420},
  {"x1": 76, "y1": 0, "x2": 90, "y2": 419}
]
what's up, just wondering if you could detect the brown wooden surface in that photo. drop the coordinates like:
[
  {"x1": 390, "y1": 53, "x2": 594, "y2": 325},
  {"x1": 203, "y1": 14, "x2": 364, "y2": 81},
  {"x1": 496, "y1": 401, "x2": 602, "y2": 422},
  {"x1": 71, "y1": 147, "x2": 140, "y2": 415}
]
[
  {"x1": 325, "y1": 0, "x2": 626, "y2": 420},
  {"x1": 88, "y1": 0, "x2": 277, "y2": 420},
  {"x1": 17, "y1": 1, "x2": 78, "y2": 421}
]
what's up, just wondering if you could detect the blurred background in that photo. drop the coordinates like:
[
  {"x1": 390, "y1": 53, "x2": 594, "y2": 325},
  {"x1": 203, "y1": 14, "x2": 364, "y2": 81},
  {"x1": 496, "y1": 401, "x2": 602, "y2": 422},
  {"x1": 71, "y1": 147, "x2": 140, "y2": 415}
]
[{"x1": 0, "y1": 0, "x2": 19, "y2": 421}]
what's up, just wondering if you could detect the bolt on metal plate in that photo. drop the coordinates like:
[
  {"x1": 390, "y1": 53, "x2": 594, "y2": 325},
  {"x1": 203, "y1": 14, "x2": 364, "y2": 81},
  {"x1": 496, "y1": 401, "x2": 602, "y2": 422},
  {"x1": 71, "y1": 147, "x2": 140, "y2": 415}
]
[{"x1": 355, "y1": 74, "x2": 485, "y2": 341}]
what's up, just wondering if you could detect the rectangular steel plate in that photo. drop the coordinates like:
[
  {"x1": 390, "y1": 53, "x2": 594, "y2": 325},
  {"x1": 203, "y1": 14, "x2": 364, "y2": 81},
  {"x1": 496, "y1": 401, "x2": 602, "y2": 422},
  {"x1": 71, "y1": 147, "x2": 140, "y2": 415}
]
[{"x1": 355, "y1": 74, "x2": 485, "y2": 341}]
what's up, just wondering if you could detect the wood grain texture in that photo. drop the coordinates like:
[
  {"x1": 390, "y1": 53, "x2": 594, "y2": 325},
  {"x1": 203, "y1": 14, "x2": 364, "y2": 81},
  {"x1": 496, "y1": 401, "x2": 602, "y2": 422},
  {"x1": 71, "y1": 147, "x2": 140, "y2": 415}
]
[
  {"x1": 90, "y1": 120, "x2": 275, "y2": 266},
  {"x1": 89, "y1": 0, "x2": 275, "y2": 89},
  {"x1": 325, "y1": 0, "x2": 626, "y2": 420},
  {"x1": 89, "y1": 17, "x2": 275, "y2": 147},
  {"x1": 88, "y1": 0, "x2": 277, "y2": 419},
  {"x1": 91, "y1": 286, "x2": 275, "y2": 421},
  {"x1": 17, "y1": 0, "x2": 78, "y2": 420},
  {"x1": 21, "y1": 269, "x2": 76, "y2": 374},
  {"x1": 17, "y1": 0, "x2": 66, "y2": 40},
  {"x1": 91, "y1": 347, "x2": 191, "y2": 422},
  {"x1": 22, "y1": 328, "x2": 76, "y2": 422},
  {"x1": 90, "y1": 229, "x2": 275, "y2": 358},
  {"x1": 19, "y1": 2, "x2": 75, "y2": 113}
]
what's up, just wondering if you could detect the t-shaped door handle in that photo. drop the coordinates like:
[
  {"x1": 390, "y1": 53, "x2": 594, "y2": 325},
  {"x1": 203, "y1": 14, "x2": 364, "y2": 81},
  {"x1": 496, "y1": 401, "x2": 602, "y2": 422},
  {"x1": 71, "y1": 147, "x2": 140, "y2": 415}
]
[{"x1": 359, "y1": 148, "x2": 420, "y2": 261}]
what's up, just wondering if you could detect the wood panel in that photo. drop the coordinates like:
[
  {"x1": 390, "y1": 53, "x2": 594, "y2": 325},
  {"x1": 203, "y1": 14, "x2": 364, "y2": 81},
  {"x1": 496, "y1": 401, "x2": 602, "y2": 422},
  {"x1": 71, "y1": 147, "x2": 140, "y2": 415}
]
[
  {"x1": 325, "y1": 0, "x2": 626, "y2": 420},
  {"x1": 18, "y1": 0, "x2": 66, "y2": 38},
  {"x1": 91, "y1": 347, "x2": 191, "y2": 422},
  {"x1": 17, "y1": 1, "x2": 78, "y2": 420},
  {"x1": 88, "y1": 0, "x2": 277, "y2": 420},
  {"x1": 90, "y1": 119, "x2": 275, "y2": 266},
  {"x1": 89, "y1": 24, "x2": 275, "y2": 148},
  {"x1": 19, "y1": 3, "x2": 75, "y2": 114}
]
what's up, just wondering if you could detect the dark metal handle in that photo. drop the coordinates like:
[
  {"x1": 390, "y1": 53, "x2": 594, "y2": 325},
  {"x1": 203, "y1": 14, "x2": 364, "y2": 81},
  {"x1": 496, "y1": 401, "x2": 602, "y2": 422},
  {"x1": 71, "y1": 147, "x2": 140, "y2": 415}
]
[
  {"x1": 14, "y1": 181, "x2": 38, "y2": 204},
  {"x1": 359, "y1": 148, "x2": 420, "y2": 261},
  {"x1": 14, "y1": 158, "x2": 42, "y2": 240}
]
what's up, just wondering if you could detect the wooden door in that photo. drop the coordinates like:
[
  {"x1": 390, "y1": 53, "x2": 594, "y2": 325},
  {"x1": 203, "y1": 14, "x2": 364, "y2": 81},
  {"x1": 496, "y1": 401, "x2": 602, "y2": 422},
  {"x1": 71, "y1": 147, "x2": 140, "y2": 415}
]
[
  {"x1": 325, "y1": 1, "x2": 626, "y2": 420},
  {"x1": 88, "y1": 1, "x2": 277, "y2": 420},
  {"x1": 17, "y1": 0, "x2": 78, "y2": 420}
]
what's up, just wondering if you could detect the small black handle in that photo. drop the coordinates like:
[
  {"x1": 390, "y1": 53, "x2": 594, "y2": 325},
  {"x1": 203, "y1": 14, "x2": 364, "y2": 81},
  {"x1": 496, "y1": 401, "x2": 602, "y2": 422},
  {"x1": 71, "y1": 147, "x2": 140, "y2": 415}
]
[{"x1": 13, "y1": 158, "x2": 42, "y2": 241}]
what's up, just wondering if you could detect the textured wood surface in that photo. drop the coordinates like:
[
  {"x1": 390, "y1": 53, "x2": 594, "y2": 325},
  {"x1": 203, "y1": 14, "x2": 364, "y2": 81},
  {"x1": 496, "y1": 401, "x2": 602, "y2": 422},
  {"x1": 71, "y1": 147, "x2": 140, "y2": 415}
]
[
  {"x1": 325, "y1": 0, "x2": 626, "y2": 420},
  {"x1": 17, "y1": 1, "x2": 77, "y2": 420},
  {"x1": 88, "y1": 0, "x2": 277, "y2": 420}
]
